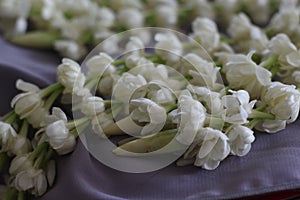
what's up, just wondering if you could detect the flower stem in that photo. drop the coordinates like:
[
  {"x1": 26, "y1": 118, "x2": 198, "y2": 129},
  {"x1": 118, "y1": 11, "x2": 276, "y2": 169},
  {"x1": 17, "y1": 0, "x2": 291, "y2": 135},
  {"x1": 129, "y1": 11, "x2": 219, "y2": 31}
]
[
  {"x1": 165, "y1": 104, "x2": 177, "y2": 113},
  {"x1": 17, "y1": 191, "x2": 25, "y2": 200},
  {"x1": 145, "y1": 54, "x2": 166, "y2": 64},
  {"x1": 44, "y1": 88, "x2": 63, "y2": 110},
  {"x1": 67, "y1": 117, "x2": 89, "y2": 129},
  {"x1": 113, "y1": 129, "x2": 177, "y2": 155},
  {"x1": 5, "y1": 112, "x2": 17, "y2": 124},
  {"x1": 248, "y1": 118, "x2": 262, "y2": 129},
  {"x1": 84, "y1": 78, "x2": 98, "y2": 90},
  {"x1": 42, "y1": 148, "x2": 55, "y2": 167},
  {"x1": 19, "y1": 120, "x2": 28, "y2": 137},
  {"x1": 70, "y1": 119, "x2": 90, "y2": 137},
  {"x1": 31, "y1": 142, "x2": 49, "y2": 159},
  {"x1": 0, "y1": 111, "x2": 14, "y2": 121},
  {"x1": 4, "y1": 188, "x2": 18, "y2": 200},
  {"x1": 113, "y1": 59, "x2": 126, "y2": 66},
  {"x1": 249, "y1": 110, "x2": 275, "y2": 120},
  {"x1": 260, "y1": 56, "x2": 279, "y2": 70},
  {"x1": 0, "y1": 152, "x2": 8, "y2": 173},
  {"x1": 40, "y1": 82, "x2": 63, "y2": 98}
]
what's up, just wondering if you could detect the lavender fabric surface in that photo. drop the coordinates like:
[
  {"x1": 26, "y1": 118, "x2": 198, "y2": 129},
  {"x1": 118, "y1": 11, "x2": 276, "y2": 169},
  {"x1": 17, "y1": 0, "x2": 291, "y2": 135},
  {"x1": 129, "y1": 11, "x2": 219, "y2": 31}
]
[{"x1": 1, "y1": 36, "x2": 300, "y2": 200}]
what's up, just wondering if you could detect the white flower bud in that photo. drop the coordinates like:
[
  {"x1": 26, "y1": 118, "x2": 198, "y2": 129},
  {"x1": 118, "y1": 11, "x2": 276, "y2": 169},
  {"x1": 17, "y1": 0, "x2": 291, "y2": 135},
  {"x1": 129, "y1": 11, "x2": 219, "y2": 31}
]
[
  {"x1": 222, "y1": 51, "x2": 272, "y2": 99},
  {"x1": 270, "y1": 1, "x2": 299, "y2": 34},
  {"x1": 117, "y1": 8, "x2": 144, "y2": 28},
  {"x1": 228, "y1": 125, "x2": 255, "y2": 156},
  {"x1": 228, "y1": 13, "x2": 252, "y2": 40},
  {"x1": 91, "y1": 112, "x2": 114, "y2": 136},
  {"x1": 10, "y1": 135, "x2": 31, "y2": 156},
  {"x1": 96, "y1": 7, "x2": 115, "y2": 28},
  {"x1": 45, "y1": 107, "x2": 76, "y2": 155},
  {"x1": 57, "y1": 58, "x2": 86, "y2": 94},
  {"x1": 9, "y1": 154, "x2": 33, "y2": 176},
  {"x1": 11, "y1": 79, "x2": 43, "y2": 119},
  {"x1": 222, "y1": 90, "x2": 256, "y2": 124},
  {"x1": 183, "y1": 53, "x2": 222, "y2": 90},
  {"x1": 268, "y1": 34, "x2": 296, "y2": 57},
  {"x1": 191, "y1": 17, "x2": 220, "y2": 52},
  {"x1": 154, "y1": 32, "x2": 182, "y2": 63},
  {"x1": 81, "y1": 96, "x2": 105, "y2": 117},
  {"x1": 113, "y1": 73, "x2": 147, "y2": 104},
  {"x1": 15, "y1": 168, "x2": 47, "y2": 196},
  {"x1": 172, "y1": 90, "x2": 206, "y2": 145},
  {"x1": 155, "y1": 5, "x2": 177, "y2": 27},
  {"x1": 195, "y1": 127, "x2": 230, "y2": 170},
  {"x1": 125, "y1": 36, "x2": 144, "y2": 55},
  {"x1": 0, "y1": 121, "x2": 17, "y2": 152},
  {"x1": 262, "y1": 82, "x2": 300, "y2": 123},
  {"x1": 86, "y1": 53, "x2": 116, "y2": 78},
  {"x1": 243, "y1": 0, "x2": 271, "y2": 25},
  {"x1": 130, "y1": 98, "x2": 167, "y2": 135},
  {"x1": 54, "y1": 40, "x2": 87, "y2": 60},
  {"x1": 255, "y1": 119, "x2": 287, "y2": 133}
]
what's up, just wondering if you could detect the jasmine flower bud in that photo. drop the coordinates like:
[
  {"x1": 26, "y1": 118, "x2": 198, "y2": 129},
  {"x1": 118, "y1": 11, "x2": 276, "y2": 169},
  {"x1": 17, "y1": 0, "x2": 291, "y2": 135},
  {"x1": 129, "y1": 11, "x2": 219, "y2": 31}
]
[{"x1": 227, "y1": 125, "x2": 255, "y2": 156}]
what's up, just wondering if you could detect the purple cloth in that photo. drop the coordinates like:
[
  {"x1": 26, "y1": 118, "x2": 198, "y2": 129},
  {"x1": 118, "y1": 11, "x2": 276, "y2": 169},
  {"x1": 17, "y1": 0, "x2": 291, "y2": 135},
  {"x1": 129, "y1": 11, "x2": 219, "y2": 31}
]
[{"x1": 1, "y1": 36, "x2": 300, "y2": 200}]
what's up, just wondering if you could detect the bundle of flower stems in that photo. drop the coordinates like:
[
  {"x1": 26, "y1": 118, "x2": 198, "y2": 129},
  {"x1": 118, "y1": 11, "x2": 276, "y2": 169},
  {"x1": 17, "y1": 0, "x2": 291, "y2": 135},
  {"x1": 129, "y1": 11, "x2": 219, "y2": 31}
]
[{"x1": 2, "y1": 0, "x2": 300, "y2": 199}]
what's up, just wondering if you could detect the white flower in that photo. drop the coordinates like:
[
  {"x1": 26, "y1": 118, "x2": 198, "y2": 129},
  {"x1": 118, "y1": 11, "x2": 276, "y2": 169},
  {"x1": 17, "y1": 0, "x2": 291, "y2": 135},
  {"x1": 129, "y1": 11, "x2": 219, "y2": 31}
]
[
  {"x1": 11, "y1": 80, "x2": 43, "y2": 119},
  {"x1": 286, "y1": 50, "x2": 300, "y2": 68},
  {"x1": 81, "y1": 96, "x2": 105, "y2": 117},
  {"x1": 227, "y1": 125, "x2": 255, "y2": 156},
  {"x1": 54, "y1": 40, "x2": 87, "y2": 60},
  {"x1": 91, "y1": 112, "x2": 114, "y2": 136},
  {"x1": 14, "y1": 168, "x2": 47, "y2": 196},
  {"x1": 171, "y1": 90, "x2": 206, "y2": 145},
  {"x1": 154, "y1": 32, "x2": 182, "y2": 63},
  {"x1": 183, "y1": 53, "x2": 222, "y2": 90},
  {"x1": 185, "y1": 0, "x2": 215, "y2": 20},
  {"x1": 267, "y1": 34, "x2": 299, "y2": 69},
  {"x1": 11, "y1": 80, "x2": 48, "y2": 128},
  {"x1": 129, "y1": 62, "x2": 168, "y2": 82},
  {"x1": 188, "y1": 85, "x2": 223, "y2": 115},
  {"x1": 243, "y1": 0, "x2": 271, "y2": 25},
  {"x1": 228, "y1": 13, "x2": 252, "y2": 40},
  {"x1": 214, "y1": 0, "x2": 239, "y2": 27},
  {"x1": 113, "y1": 72, "x2": 147, "y2": 104},
  {"x1": 130, "y1": 98, "x2": 167, "y2": 135},
  {"x1": 195, "y1": 127, "x2": 230, "y2": 170},
  {"x1": 26, "y1": 106, "x2": 49, "y2": 128},
  {"x1": 268, "y1": 34, "x2": 297, "y2": 56},
  {"x1": 10, "y1": 134, "x2": 31, "y2": 156},
  {"x1": 0, "y1": 121, "x2": 17, "y2": 152},
  {"x1": 45, "y1": 107, "x2": 76, "y2": 155},
  {"x1": 191, "y1": 17, "x2": 220, "y2": 52},
  {"x1": 255, "y1": 119, "x2": 287, "y2": 133},
  {"x1": 0, "y1": 0, "x2": 31, "y2": 35},
  {"x1": 85, "y1": 52, "x2": 116, "y2": 78},
  {"x1": 248, "y1": 26, "x2": 269, "y2": 53},
  {"x1": 117, "y1": 8, "x2": 144, "y2": 28},
  {"x1": 125, "y1": 36, "x2": 144, "y2": 55},
  {"x1": 269, "y1": 1, "x2": 299, "y2": 34},
  {"x1": 9, "y1": 154, "x2": 33, "y2": 176},
  {"x1": 221, "y1": 90, "x2": 256, "y2": 124},
  {"x1": 222, "y1": 51, "x2": 272, "y2": 99},
  {"x1": 154, "y1": 5, "x2": 177, "y2": 27},
  {"x1": 148, "y1": 87, "x2": 175, "y2": 105},
  {"x1": 96, "y1": 7, "x2": 115, "y2": 28},
  {"x1": 98, "y1": 74, "x2": 118, "y2": 97},
  {"x1": 262, "y1": 82, "x2": 300, "y2": 123},
  {"x1": 57, "y1": 58, "x2": 86, "y2": 94}
]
